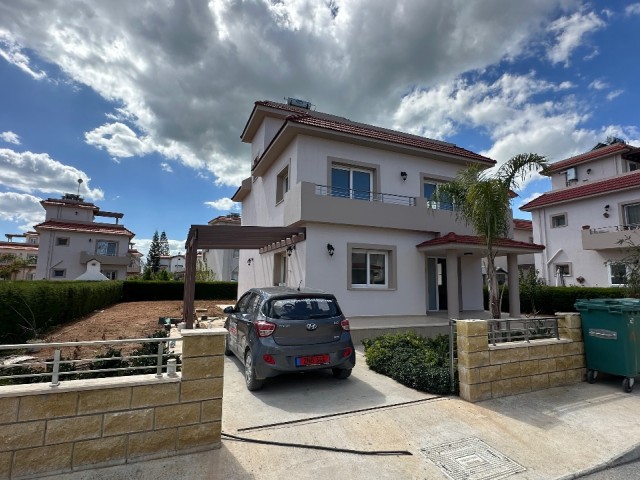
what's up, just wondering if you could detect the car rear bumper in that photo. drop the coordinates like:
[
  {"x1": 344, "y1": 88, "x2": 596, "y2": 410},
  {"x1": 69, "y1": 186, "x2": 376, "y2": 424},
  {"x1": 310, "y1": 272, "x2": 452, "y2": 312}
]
[{"x1": 251, "y1": 337, "x2": 356, "y2": 379}]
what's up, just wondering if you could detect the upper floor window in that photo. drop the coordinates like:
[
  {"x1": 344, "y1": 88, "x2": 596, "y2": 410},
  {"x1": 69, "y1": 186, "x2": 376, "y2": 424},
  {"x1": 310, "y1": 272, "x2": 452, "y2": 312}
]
[
  {"x1": 551, "y1": 213, "x2": 567, "y2": 228},
  {"x1": 628, "y1": 161, "x2": 640, "y2": 172},
  {"x1": 96, "y1": 240, "x2": 118, "y2": 256},
  {"x1": 423, "y1": 180, "x2": 453, "y2": 210},
  {"x1": 276, "y1": 166, "x2": 290, "y2": 204},
  {"x1": 56, "y1": 237, "x2": 69, "y2": 246},
  {"x1": 331, "y1": 166, "x2": 372, "y2": 201},
  {"x1": 28, "y1": 237, "x2": 38, "y2": 244},
  {"x1": 624, "y1": 203, "x2": 640, "y2": 227}
]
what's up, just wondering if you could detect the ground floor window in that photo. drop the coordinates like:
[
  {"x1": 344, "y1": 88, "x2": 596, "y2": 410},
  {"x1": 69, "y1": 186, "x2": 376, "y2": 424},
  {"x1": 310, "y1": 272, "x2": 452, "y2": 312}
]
[
  {"x1": 53, "y1": 269, "x2": 66, "y2": 278},
  {"x1": 348, "y1": 243, "x2": 397, "y2": 290},
  {"x1": 610, "y1": 263, "x2": 627, "y2": 285},
  {"x1": 102, "y1": 270, "x2": 118, "y2": 280}
]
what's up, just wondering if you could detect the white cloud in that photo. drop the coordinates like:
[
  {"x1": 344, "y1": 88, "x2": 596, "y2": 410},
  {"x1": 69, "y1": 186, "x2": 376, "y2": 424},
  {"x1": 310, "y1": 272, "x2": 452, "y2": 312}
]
[
  {"x1": 160, "y1": 162, "x2": 173, "y2": 173},
  {"x1": 589, "y1": 80, "x2": 608, "y2": 90},
  {"x1": 0, "y1": 148, "x2": 104, "y2": 200},
  {"x1": 0, "y1": 131, "x2": 21, "y2": 144},
  {"x1": 0, "y1": 191, "x2": 44, "y2": 230},
  {"x1": 0, "y1": 31, "x2": 46, "y2": 80},
  {"x1": 516, "y1": 191, "x2": 546, "y2": 209},
  {"x1": 625, "y1": 4, "x2": 640, "y2": 16},
  {"x1": 0, "y1": 0, "x2": 577, "y2": 188},
  {"x1": 204, "y1": 197, "x2": 238, "y2": 211},
  {"x1": 547, "y1": 9, "x2": 605, "y2": 65},
  {"x1": 606, "y1": 89, "x2": 623, "y2": 101}
]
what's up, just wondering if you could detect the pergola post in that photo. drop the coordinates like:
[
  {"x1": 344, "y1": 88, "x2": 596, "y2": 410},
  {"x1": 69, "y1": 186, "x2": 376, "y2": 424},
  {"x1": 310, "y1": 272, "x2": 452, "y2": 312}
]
[
  {"x1": 507, "y1": 253, "x2": 520, "y2": 318},
  {"x1": 183, "y1": 233, "x2": 198, "y2": 329}
]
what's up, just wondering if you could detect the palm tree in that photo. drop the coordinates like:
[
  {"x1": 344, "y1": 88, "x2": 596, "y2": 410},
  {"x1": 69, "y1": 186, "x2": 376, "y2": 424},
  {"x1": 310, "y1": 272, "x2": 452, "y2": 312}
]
[{"x1": 432, "y1": 153, "x2": 548, "y2": 318}]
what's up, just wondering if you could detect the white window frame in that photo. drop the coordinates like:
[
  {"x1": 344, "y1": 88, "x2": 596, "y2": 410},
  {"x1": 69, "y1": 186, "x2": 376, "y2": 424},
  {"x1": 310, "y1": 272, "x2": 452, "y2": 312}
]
[
  {"x1": 610, "y1": 263, "x2": 627, "y2": 286},
  {"x1": 56, "y1": 237, "x2": 69, "y2": 246},
  {"x1": 276, "y1": 165, "x2": 290, "y2": 204},
  {"x1": 623, "y1": 202, "x2": 640, "y2": 228},
  {"x1": 551, "y1": 213, "x2": 567, "y2": 228},
  {"x1": 347, "y1": 243, "x2": 397, "y2": 291},
  {"x1": 101, "y1": 270, "x2": 118, "y2": 280},
  {"x1": 331, "y1": 165, "x2": 374, "y2": 200},
  {"x1": 96, "y1": 240, "x2": 118, "y2": 256},
  {"x1": 553, "y1": 263, "x2": 572, "y2": 277}
]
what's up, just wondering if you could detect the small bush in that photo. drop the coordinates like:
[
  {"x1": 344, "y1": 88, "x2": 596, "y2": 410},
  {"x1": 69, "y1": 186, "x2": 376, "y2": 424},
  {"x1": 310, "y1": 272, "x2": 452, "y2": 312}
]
[{"x1": 362, "y1": 332, "x2": 456, "y2": 395}]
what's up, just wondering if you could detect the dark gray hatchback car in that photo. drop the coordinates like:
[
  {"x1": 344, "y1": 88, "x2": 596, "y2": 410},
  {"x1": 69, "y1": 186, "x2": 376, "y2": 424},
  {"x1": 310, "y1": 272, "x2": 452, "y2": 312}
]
[{"x1": 223, "y1": 286, "x2": 356, "y2": 390}]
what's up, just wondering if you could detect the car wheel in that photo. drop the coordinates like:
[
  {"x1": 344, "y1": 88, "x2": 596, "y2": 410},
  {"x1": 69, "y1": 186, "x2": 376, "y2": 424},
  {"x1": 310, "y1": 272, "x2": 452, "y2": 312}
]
[
  {"x1": 224, "y1": 335, "x2": 233, "y2": 356},
  {"x1": 332, "y1": 368, "x2": 352, "y2": 379},
  {"x1": 244, "y1": 350, "x2": 264, "y2": 391}
]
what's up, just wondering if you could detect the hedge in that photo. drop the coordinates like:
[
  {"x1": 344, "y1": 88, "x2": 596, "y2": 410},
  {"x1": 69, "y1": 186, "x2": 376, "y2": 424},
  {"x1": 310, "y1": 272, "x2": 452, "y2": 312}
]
[
  {"x1": 484, "y1": 285, "x2": 628, "y2": 315},
  {"x1": 0, "y1": 281, "x2": 123, "y2": 344},
  {"x1": 121, "y1": 281, "x2": 237, "y2": 301}
]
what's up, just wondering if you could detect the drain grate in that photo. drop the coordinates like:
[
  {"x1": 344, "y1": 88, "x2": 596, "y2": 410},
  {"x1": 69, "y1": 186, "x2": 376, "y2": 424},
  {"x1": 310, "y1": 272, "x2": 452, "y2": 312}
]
[{"x1": 421, "y1": 437, "x2": 525, "y2": 480}]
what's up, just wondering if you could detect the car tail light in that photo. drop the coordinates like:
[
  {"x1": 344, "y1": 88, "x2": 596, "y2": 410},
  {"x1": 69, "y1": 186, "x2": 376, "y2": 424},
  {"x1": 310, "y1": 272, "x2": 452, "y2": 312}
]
[
  {"x1": 255, "y1": 320, "x2": 276, "y2": 337},
  {"x1": 343, "y1": 347, "x2": 353, "y2": 358},
  {"x1": 340, "y1": 318, "x2": 350, "y2": 331},
  {"x1": 263, "y1": 354, "x2": 275, "y2": 365}
]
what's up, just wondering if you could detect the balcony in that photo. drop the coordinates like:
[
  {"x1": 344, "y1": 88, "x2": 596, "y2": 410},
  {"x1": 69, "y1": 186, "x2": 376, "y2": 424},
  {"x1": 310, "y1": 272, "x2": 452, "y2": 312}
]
[
  {"x1": 282, "y1": 182, "x2": 474, "y2": 234},
  {"x1": 581, "y1": 224, "x2": 640, "y2": 250},
  {"x1": 79, "y1": 251, "x2": 130, "y2": 266}
]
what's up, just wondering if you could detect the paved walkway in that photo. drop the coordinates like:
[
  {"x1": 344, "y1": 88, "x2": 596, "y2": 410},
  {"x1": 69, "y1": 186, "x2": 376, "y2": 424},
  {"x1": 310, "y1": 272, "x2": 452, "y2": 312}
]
[{"x1": 46, "y1": 350, "x2": 640, "y2": 480}]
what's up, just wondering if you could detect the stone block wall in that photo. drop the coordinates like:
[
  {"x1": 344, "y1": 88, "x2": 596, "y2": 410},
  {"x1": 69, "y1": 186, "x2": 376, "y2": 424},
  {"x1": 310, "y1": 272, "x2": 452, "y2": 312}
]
[
  {"x1": 0, "y1": 328, "x2": 226, "y2": 479},
  {"x1": 457, "y1": 313, "x2": 585, "y2": 402}
]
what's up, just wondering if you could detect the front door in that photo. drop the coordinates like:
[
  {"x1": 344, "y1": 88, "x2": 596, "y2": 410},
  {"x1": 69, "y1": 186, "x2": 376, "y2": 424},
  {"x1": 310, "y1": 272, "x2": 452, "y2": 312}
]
[{"x1": 427, "y1": 257, "x2": 448, "y2": 311}]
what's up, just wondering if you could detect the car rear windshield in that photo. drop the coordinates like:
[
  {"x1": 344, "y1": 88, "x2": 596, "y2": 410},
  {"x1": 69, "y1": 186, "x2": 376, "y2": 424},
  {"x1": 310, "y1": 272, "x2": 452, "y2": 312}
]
[{"x1": 266, "y1": 297, "x2": 340, "y2": 320}]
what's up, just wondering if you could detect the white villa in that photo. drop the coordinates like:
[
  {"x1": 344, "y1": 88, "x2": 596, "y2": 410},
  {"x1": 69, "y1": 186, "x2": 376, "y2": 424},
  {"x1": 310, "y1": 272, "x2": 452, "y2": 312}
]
[
  {"x1": 200, "y1": 214, "x2": 241, "y2": 281},
  {"x1": 521, "y1": 138, "x2": 640, "y2": 287},
  {"x1": 0, "y1": 232, "x2": 39, "y2": 280},
  {"x1": 34, "y1": 193, "x2": 139, "y2": 280},
  {"x1": 224, "y1": 99, "x2": 543, "y2": 329}
]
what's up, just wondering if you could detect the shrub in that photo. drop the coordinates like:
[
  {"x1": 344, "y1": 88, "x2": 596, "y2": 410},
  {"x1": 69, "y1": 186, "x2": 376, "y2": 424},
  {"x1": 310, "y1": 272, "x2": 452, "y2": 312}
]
[{"x1": 362, "y1": 332, "x2": 456, "y2": 395}]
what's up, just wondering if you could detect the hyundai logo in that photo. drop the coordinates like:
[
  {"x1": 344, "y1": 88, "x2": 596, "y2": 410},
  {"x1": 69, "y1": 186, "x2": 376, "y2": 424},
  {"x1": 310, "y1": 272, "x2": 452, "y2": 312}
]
[{"x1": 306, "y1": 323, "x2": 318, "y2": 331}]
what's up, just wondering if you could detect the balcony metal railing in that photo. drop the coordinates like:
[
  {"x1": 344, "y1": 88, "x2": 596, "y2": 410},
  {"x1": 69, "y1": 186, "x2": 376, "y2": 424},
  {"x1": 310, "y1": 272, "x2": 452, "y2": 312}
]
[
  {"x1": 315, "y1": 185, "x2": 417, "y2": 206},
  {"x1": 487, "y1": 317, "x2": 559, "y2": 345},
  {"x1": 0, "y1": 337, "x2": 182, "y2": 387}
]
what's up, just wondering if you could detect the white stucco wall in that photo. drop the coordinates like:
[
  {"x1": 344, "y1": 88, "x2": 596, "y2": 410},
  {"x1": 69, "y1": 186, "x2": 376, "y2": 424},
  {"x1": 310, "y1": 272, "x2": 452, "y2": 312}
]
[{"x1": 549, "y1": 153, "x2": 628, "y2": 190}]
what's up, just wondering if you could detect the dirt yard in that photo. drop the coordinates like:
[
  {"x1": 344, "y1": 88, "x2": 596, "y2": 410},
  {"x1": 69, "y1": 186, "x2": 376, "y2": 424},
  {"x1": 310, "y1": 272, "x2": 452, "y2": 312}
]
[{"x1": 43, "y1": 300, "x2": 235, "y2": 343}]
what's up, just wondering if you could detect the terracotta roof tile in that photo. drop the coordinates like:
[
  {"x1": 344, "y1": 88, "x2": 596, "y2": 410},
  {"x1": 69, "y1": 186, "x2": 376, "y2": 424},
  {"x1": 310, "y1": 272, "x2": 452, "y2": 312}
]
[
  {"x1": 416, "y1": 232, "x2": 544, "y2": 250},
  {"x1": 34, "y1": 220, "x2": 135, "y2": 237},
  {"x1": 0, "y1": 242, "x2": 38, "y2": 251},
  {"x1": 255, "y1": 101, "x2": 495, "y2": 165},
  {"x1": 520, "y1": 171, "x2": 640, "y2": 211},
  {"x1": 545, "y1": 143, "x2": 634, "y2": 174},
  {"x1": 513, "y1": 219, "x2": 533, "y2": 230}
]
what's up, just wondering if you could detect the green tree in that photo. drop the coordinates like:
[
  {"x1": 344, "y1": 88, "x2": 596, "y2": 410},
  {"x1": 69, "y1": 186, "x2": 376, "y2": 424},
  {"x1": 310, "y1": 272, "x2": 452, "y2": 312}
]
[
  {"x1": 196, "y1": 258, "x2": 217, "y2": 281},
  {"x1": 159, "y1": 230, "x2": 170, "y2": 256},
  {"x1": 145, "y1": 230, "x2": 162, "y2": 274},
  {"x1": 432, "y1": 153, "x2": 548, "y2": 318},
  {"x1": 0, "y1": 254, "x2": 31, "y2": 280}
]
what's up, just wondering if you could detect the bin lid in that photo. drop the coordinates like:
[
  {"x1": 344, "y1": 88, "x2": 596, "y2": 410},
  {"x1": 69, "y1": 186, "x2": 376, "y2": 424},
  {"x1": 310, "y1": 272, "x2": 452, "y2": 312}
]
[{"x1": 575, "y1": 298, "x2": 640, "y2": 312}]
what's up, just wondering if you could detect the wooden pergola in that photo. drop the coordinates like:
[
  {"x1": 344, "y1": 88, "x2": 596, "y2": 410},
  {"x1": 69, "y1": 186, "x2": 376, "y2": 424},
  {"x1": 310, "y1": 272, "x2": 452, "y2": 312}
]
[{"x1": 182, "y1": 225, "x2": 306, "y2": 328}]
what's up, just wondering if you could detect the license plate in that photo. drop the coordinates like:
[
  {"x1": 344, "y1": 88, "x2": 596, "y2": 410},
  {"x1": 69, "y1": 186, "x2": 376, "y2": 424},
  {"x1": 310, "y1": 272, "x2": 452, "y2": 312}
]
[{"x1": 295, "y1": 354, "x2": 330, "y2": 366}]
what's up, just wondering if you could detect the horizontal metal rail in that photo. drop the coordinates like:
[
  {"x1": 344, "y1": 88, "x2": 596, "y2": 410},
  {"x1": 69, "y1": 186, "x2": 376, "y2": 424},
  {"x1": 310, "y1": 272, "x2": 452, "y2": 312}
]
[
  {"x1": 487, "y1": 317, "x2": 559, "y2": 346},
  {"x1": 314, "y1": 185, "x2": 416, "y2": 206},
  {"x1": 0, "y1": 337, "x2": 182, "y2": 387}
]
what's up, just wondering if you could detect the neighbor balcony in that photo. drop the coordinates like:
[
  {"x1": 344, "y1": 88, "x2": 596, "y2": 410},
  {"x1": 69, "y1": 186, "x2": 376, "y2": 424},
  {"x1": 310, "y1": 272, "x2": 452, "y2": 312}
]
[
  {"x1": 79, "y1": 251, "x2": 131, "y2": 266},
  {"x1": 282, "y1": 181, "x2": 475, "y2": 234},
  {"x1": 581, "y1": 224, "x2": 640, "y2": 250}
]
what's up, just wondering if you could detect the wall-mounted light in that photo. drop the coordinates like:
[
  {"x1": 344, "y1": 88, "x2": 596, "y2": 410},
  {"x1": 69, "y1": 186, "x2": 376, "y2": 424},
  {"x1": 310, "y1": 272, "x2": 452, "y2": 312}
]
[
  {"x1": 586, "y1": 168, "x2": 592, "y2": 174},
  {"x1": 286, "y1": 245, "x2": 295, "y2": 257},
  {"x1": 605, "y1": 204, "x2": 610, "y2": 211},
  {"x1": 247, "y1": 258, "x2": 253, "y2": 265},
  {"x1": 326, "y1": 243, "x2": 335, "y2": 256},
  {"x1": 400, "y1": 171, "x2": 407, "y2": 181}
]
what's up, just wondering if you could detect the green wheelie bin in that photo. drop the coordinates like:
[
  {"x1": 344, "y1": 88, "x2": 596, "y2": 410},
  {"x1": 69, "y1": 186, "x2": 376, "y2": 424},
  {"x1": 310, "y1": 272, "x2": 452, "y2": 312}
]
[{"x1": 574, "y1": 298, "x2": 640, "y2": 393}]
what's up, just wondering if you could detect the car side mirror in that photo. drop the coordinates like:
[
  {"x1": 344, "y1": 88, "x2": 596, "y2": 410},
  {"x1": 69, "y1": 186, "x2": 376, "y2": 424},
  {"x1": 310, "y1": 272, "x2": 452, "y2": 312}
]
[{"x1": 223, "y1": 306, "x2": 235, "y2": 314}]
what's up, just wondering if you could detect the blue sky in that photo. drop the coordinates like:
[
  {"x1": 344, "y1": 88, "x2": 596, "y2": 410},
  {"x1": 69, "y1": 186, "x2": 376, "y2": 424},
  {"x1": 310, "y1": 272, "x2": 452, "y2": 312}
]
[{"x1": 1, "y1": 1, "x2": 639, "y2": 259}]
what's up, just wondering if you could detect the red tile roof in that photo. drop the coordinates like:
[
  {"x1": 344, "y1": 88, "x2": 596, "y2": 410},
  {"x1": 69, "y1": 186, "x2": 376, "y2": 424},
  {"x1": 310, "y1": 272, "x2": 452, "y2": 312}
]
[
  {"x1": 34, "y1": 220, "x2": 135, "y2": 237},
  {"x1": 208, "y1": 214, "x2": 241, "y2": 225},
  {"x1": 0, "y1": 242, "x2": 38, "y2": 251},
  {"x1": 255, "y1": 101, "x2": 495, "y2": 165},
  {"x1": 520, "y1": 171, "x2": 640, "y2": 211},
  {"x1": 416, "y1": 232, "x2": 544, "y2": 250},
  {"x1": 513, "y1": 219, "x2": 532, "y2": 230},
  {"x1": 545, "y1": 143, "x2": 634, "y2": 174}
]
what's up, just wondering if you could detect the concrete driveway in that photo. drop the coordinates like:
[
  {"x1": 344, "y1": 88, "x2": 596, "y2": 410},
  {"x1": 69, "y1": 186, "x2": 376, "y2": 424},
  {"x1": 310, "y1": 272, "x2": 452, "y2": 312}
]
[{"x1": 48, "y1": 349, "x2": 640, "y2": 480}]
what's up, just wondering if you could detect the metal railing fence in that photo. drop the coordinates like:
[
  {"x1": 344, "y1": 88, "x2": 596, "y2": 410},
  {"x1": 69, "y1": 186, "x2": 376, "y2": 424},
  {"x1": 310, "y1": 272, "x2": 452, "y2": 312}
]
[
  {"x1": 314, "y1": 185, "x2": 416, "y2": 206},
  {"x1": 487, "y1": 317, "x2": 559, "y2": 345},
  {"x1": 0, "y1": 337, "x2": 182, "y2": 387}
]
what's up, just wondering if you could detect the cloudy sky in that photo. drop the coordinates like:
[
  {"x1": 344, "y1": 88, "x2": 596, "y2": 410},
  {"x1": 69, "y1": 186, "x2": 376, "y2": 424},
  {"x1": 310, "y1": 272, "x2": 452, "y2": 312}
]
[{"x1": 1, "y1": 0, "x2": 639, "y2": 258}]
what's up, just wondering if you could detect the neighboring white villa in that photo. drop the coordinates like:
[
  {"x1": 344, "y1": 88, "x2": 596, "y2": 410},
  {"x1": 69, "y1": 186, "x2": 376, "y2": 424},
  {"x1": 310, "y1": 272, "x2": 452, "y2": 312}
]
[
  {"x1": 521, "y1": 138, "x2": 640, "y2": 287},
  {"x1": 492, "y1": 219, "x2": 536, "y2": 284},
  {"x1": 200, "y1": 214, "x2": 240, "y2": 281},
  {"x1": 158, "y1": 254, "x2": 186, "y2": 277},
  {"x1": 0, "y1": 232, "x2": 39, "y2": 280},
  {"x1": 231, "y1": 99, "x2": 542, "y2": 326},
  {"x1": 34, "y1": 193, "x2": 139, "y2": 280}
]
